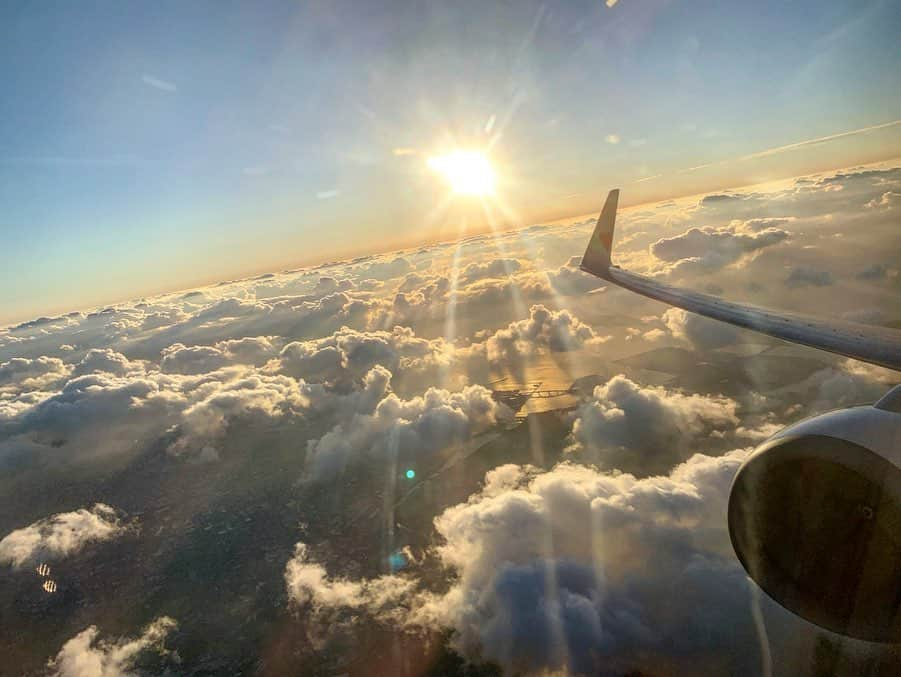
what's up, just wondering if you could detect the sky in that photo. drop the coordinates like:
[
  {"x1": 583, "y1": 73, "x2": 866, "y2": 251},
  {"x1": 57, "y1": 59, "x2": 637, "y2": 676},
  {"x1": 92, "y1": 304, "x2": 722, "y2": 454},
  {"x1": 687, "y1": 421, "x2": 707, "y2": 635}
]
[{"x1": 2, "y1": 0, "x2": 900, "y2": 324}]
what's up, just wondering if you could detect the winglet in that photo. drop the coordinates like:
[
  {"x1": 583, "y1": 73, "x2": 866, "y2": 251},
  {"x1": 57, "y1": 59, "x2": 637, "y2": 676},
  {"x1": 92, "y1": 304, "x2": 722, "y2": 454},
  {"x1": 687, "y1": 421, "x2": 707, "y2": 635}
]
[{"x1": 580, "y1": 189, "x2": 619, "y2": 278}]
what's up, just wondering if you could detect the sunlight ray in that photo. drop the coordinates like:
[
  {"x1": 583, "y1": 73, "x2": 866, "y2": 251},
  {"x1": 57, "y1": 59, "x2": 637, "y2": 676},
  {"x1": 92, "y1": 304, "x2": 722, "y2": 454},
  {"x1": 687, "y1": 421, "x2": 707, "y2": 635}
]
[
  {"x1": 525, "y1": 413, "x2": 571, "y2": 668},
  {"x1": 481, "y1": 195, "x2": 589, "y2": 389},
  {"x1": 440, "y1": 233, "x2": 466, "y2": 390},
  {"x1": 382, "y1": 426, "x2": 401, "y2": 575},
  {"x1": 479, "y1": 198, "x2": 532, "y2": 384}
]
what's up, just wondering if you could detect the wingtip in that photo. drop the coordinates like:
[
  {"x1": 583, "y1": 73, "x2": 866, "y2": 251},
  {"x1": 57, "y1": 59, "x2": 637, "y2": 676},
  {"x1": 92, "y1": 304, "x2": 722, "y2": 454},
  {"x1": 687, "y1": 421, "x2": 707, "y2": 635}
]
[{"x1": 580, "y1": 188, "x2": 620, "y2": 278}]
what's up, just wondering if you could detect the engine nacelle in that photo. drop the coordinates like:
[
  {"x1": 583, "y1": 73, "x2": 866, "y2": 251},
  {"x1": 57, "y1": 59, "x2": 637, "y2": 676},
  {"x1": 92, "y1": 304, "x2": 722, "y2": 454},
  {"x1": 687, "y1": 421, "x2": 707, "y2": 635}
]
[{"x1": 728, "y1": 386, "x2": 901, "y2": 642}]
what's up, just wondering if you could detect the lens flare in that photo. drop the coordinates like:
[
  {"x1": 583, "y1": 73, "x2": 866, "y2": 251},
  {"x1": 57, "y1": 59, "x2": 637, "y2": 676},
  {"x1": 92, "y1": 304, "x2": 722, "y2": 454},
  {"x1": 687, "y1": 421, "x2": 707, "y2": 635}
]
[{"x1": 428, "y1": 151, "x2": 495, "y2": 196}]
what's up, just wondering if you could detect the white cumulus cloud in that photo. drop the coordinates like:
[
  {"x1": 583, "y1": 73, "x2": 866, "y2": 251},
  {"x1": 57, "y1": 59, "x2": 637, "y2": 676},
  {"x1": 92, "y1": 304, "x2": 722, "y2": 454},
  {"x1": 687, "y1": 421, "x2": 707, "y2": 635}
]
[
  {"x1": 306, "y1": 368, "x2": 512, "y2": 480},
  {"x1": 285, "y1": 542, "x2": 415, "y2": 616},
  {"x1": 0, "y1": 503, "x2": 128, "y2": 568},
  {"x1": 650, "y1": 221, "x2": 789, "y2": 276},
  {"x1": 47, "y1": 616, "x2": 177, "y2": 677},
  {"x1": 567, "y1": 375, "x2": 739, "y2": 475}
]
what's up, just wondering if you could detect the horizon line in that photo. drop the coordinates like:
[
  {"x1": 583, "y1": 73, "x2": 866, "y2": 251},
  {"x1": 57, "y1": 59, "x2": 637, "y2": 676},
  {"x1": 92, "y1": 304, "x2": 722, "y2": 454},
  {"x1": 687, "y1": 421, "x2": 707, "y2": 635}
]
[{"x1": 3, "y1": 154, "x2": 900, "y2": 331}]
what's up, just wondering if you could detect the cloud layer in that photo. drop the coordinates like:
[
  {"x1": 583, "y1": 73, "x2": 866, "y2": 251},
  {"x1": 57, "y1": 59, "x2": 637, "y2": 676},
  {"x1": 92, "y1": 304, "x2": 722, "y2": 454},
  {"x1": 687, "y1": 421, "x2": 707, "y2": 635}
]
[{"x1": 0, "y1": 163, "x2": 898, "y2": 674}]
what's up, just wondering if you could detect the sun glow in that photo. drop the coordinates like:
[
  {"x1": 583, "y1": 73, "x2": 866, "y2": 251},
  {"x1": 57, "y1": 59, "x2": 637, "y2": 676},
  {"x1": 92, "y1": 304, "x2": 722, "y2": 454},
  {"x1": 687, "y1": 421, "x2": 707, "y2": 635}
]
[{"x1": 428, "y1": 150, "x2": 495, "y2": 196}]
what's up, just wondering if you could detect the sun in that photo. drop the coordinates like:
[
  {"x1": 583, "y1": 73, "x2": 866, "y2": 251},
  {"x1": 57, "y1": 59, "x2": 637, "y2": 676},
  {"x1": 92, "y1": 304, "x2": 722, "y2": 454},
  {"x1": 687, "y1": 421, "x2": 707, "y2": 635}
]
[{"x1": 427, "y1": 150, "x2": 495, "y2": 196}]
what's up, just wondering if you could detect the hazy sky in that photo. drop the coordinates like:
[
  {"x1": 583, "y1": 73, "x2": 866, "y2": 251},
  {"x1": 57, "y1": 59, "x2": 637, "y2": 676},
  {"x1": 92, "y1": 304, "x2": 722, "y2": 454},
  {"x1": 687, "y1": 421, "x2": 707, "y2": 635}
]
[{"x1": 2, "y1": 0, "x2": 900, "y2": 324}]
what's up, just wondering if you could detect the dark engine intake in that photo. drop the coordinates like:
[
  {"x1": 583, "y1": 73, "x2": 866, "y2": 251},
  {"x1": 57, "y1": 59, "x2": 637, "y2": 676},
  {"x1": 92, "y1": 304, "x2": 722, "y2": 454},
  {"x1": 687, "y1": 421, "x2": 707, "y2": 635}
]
[{"x1": 728, "y1": 391, "x2": 901, "y2": 643}]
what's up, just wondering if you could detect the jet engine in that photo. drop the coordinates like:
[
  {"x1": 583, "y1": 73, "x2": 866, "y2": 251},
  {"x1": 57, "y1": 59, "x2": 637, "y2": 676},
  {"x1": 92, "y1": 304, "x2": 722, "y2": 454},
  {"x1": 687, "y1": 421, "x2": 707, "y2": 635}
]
[{"x1": 728, "y1": 385, "x2": 901, "y2": 642}]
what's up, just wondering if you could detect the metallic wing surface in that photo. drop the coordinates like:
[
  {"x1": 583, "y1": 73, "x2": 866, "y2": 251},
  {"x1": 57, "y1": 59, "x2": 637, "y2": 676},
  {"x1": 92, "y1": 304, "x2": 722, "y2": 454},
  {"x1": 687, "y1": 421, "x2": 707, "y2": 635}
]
[{"x1": 580, "y1": 190, "x2": 901, "y2": 371}]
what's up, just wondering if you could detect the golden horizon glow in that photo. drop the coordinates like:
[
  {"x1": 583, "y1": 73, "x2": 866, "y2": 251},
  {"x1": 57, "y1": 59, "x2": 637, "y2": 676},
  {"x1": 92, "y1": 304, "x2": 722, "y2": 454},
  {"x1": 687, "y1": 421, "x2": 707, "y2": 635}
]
[{"x1": 428, "y1": 150, "x2": 496, "y2": 196}]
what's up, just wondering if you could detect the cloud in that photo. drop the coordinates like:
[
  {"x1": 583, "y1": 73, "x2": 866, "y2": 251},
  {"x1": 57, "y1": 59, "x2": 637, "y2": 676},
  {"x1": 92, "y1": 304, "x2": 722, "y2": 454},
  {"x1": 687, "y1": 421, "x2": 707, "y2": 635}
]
[
  {"x1": 0, "y1": 359, "x2": 324, "y2": 463},
  {"x1": 169, "y1": 369, "x2": 316, "y2": 456},
  {"x1": 865, "y1": 191, "x2": 900, "y2": 209},
  {"x1": 567, "y1": 375, "x2": 739, "y2": 475},
  {"x1": 351, "y1": 256, "x2": 413, "y2": 282},
  {"x1": 73, "y1": 348, "x2": 144, "y2": 377},
  {"x1": 698, "y1": 192, "x2": 742, "y2": 206},
  {"x1": 739, "y1": 217, "x2": 796, "y2": 232},
  {"x1": 455, "y1": 272, "x2": 551, "y2": 310},
  {"x1": 125, "y1": 291, "x2": 379, "y2": 360},
  {"x1": 396, "y1": 272, "x2": 430, "y2": 292},
  {"x1": 47, "y1": 616, "x2": 177, "y2": 677},
  {"x1": 0, "y1": 356, "x2": 70, "y2": 394},
  {"x1": 409, "y1": 450, "x2": 757, "y2": 674},
  {"x1": 309, "y1": 276, "x2": 354, "y2": 298},
  {"x1": 785, "y1": 266, "x2": 833, "y2": 288},
  {"x1": 141, "y1": 74, "x2": 177, "y2": 92},
  {"x1": 281, "y1": 452, "x2": 774, "y2": 675},
  {"x1": 803, "y1": 359, "x2": 898, "y2": 412},
  {"x1": 650, "y1": 222, "x2": 789, "y2": 275},
  {"x1": 662, "y1": 307, "x2": 741, "y2": 350},
  {"x1": 285, "y1": 542, "x2": 415, "y2": 616},
  {"x1": 458, "y1": 258, "x2": 523, "y2": 285},
  {"x1": 267, "y1": 326, "x2": 451, "y2": 387},
  {"x1": 627, "y1": 326, "x2": 667, "y2": 343},
  {"x1": 160, "y1": 344, "x2": 231, "y2": 375},
  {"x1": 0, "y1": 504, "x2": 128, "y2": 568},
  {"x1": 737, "y1": 119, "x2": 901, "y2": 161},
  {"x1": 306, "y1": 368, "x2": 511, "y2": 480},
  {"x1": 141, "y1": 308, "x2": 188, "y2": 330},
  {"x1": 364, "y1": 269, "x2": 555, "y2": 335},
  {"x1": 373, "y1": 276, "x2": 450, "y2": 322},
  {"x1": 634, "y1": 173, "x2": 661, "y2": 183},
  {"x1": 9, "y1": 315, "x2": 75, "y2": 332},
  {"x1": 546, "y1": 256, "x2": 606, "y2": 296},
  {"x1": 466, "y1": 304, "x2": 610, "y2": 373},
  {"x1": 3, "y1": 371, "x2": 172, "y2": 448},
  {"x1": 161, "y1": 336, "x2": 278, "y2": 374}
]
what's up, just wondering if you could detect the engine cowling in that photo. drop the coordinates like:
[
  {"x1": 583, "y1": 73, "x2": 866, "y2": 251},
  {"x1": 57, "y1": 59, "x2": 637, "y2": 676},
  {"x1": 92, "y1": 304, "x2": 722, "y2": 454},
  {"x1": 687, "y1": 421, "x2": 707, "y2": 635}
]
[{"x1": 728, "y1": 386, "x2": 901, "y2": 642}]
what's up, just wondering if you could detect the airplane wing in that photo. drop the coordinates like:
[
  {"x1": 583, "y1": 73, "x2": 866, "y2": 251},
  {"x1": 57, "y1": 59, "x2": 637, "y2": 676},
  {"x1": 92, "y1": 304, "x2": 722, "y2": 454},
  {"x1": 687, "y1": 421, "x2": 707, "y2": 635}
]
[{"x1": 580, "y1": 189, "x2": 901, "y2": 372}]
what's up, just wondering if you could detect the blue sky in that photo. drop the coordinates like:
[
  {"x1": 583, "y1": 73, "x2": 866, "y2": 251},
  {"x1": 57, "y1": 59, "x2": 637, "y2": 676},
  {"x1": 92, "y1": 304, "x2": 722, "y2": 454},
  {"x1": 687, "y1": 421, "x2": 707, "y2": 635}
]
[{"x1": 2, "y1": 0, "x2": 900, "y2": 323}]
